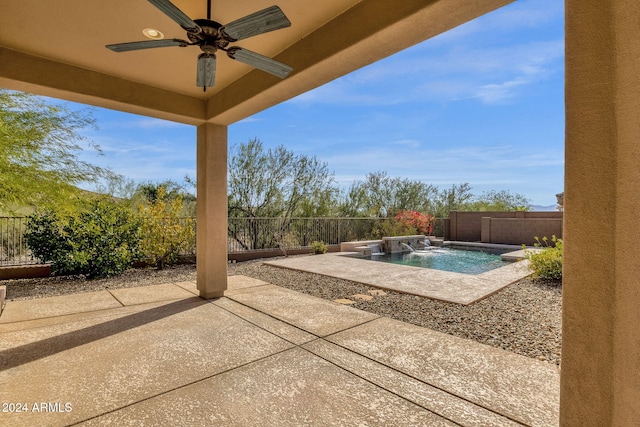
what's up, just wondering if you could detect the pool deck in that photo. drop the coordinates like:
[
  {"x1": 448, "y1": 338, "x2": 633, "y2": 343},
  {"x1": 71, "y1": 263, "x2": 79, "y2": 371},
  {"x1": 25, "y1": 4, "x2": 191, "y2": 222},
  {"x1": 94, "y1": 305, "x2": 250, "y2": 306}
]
[
  {"x1": 0, "y1": 275, "x2": 559, "y2": 426},
  {"x1": 265, "y1": 251, "x2": 532, "y2": 305}
]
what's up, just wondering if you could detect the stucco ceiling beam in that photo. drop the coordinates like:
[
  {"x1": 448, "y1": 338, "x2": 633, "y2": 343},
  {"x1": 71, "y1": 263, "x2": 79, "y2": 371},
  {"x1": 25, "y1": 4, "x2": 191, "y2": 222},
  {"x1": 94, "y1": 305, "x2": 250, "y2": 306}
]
[{"x1": 0, "y1": 47, "x2": 206, "y2": 125}]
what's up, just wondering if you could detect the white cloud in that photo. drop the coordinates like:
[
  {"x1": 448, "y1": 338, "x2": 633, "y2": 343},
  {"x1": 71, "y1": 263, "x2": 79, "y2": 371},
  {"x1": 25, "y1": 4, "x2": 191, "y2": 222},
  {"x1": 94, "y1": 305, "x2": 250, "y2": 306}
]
[
  {"x1": 474, "y1": 77, "x2": 531, "y2": 104},
  {"x1": 290, "y1": 79, "x2": 397, "y2": 107},
  {"x1": 323, "y1": 143, "x2": 564, "y2": 204},
  {"x1": 285, "y1": 0, "x2": 563, "y2": 110},
  {"x1": 288, "y1": 36, "x2": 563, "y2": 107},
  {"x1": 391, "y1": 139, "x2": 422, "y2": 149},
  {"x1": 429, "y1": 0, "x2": 563, "y2": 45},
  {"x1": 96, "y1": 117, "x2": 189, "y2": 131},
  {"x1": 89, "y1": 135, "x2": 177, "y2": 155},
  {"x1": 322, "y1": 143, "x2": 562, "y2": 179},
  {"x1": 236, "y1": 116, "x2": 263, "y2": 124},
  {"x1": 132, "y1": 118, "x2": 186, "y2": 129}
]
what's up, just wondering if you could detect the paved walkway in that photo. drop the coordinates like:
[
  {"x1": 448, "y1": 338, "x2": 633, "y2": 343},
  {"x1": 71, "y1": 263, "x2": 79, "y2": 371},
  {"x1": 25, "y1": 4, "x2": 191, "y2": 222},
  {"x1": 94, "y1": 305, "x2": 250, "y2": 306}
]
[
  {"x1": 266, "y1": 252, "x2": 532, "y2": 305},
  {"x1": 0, "y1": 276, "x2": 559, "y2": 426}
]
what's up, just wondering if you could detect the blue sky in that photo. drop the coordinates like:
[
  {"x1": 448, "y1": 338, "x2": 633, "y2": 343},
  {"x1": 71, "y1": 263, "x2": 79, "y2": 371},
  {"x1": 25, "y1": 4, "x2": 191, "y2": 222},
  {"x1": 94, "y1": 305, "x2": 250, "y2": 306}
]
[{"x1": 78, "y1": 0, "x2": 564, "y2": 206}]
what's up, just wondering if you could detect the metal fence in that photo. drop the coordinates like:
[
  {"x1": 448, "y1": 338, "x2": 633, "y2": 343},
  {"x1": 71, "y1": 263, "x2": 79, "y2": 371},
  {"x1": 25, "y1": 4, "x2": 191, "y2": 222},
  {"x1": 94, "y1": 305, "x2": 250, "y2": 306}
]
[
  {"x1": 1, "y1": 216, "x2": 445, "y2": 266},
  {"x1": 0, "y1": 217, "x2": 37, "y2": 266},
  {"x1": 227, "y1": 217, "x2": 387, "y2": 253}
]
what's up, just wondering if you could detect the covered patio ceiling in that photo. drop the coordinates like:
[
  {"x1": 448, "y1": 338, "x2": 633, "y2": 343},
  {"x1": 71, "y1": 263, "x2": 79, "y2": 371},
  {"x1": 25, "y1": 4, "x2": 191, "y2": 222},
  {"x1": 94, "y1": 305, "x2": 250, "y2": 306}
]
[{"x1": 0, "y1": 0, "x2": 512, "y2": 125}]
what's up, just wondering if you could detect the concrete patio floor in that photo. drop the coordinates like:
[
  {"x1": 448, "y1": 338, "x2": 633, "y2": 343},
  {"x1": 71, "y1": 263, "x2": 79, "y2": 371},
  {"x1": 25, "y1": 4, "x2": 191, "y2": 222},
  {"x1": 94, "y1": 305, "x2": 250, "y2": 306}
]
[{"x1": 0, "y1": 276, "x2": 559, "y2": 426}]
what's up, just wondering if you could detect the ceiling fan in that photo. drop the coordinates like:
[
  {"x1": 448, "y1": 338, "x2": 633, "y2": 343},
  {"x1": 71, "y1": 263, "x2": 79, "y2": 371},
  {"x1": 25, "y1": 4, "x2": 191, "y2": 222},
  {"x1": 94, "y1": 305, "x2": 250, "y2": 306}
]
[{"x1": 106, "y1": 0, "x2": 293, "y2": 91}]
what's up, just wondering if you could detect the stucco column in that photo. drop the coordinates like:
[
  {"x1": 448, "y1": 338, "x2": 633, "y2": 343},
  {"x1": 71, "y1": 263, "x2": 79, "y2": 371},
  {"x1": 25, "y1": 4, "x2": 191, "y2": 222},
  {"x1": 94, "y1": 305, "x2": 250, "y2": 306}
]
[
  {"x1": 196, "y1": 123, "x2": 228, "y2": 298},
  {"x1": 562, "y1": 0, "x2": 640, "y2": 424}
]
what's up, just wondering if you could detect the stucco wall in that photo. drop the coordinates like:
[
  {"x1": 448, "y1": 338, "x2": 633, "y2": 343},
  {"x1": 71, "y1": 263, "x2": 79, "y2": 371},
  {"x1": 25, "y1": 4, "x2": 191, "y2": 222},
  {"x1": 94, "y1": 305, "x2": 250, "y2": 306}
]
[
  {"x1": 446, "y1": 211, "x2": 563, "y2": 244},
  {"x1": 481, "y1": 218, "x2": 562, "y2": 246}
]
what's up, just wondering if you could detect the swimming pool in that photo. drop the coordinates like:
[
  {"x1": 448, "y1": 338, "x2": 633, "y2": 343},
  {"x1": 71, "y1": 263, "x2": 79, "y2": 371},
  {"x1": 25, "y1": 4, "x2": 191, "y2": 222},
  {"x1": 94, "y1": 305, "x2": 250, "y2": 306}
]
[{"x1": 348, "y1": 247, "x2": 511, "y2": 275}]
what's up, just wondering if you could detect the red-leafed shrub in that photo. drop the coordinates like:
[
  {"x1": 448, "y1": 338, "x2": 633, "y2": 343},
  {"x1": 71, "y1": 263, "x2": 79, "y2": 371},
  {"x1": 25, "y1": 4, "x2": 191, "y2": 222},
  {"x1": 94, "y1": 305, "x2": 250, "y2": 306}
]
[{"x1": 395, "y1": 210, "x2": 435, "y2": 235}]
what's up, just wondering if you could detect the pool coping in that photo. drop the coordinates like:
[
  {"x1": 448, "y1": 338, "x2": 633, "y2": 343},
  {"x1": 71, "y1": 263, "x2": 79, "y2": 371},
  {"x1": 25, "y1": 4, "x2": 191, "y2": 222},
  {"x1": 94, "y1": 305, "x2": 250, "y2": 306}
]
[{"x1": 264, "y1": 246, "x2": 533, "y2": 305}]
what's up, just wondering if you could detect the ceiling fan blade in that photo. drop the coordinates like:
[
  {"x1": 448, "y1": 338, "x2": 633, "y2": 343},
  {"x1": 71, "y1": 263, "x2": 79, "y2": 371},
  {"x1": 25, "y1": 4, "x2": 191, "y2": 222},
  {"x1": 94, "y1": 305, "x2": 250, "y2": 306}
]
[
  {"x1": 148, "y1": 0, "x2": 200, "y2": 32},
  {"x1": 106, "y1": 39, "x2": 188, "y2": 52},
  {"x1": 197, "y1": 54, "x2": 216, "y2": 88},
  {"x1": 222, "y1": 6, "x2": 291, "y2": 41},
  {"x1": 227, "y1": 48, "x2": 292, "y2": 79}
]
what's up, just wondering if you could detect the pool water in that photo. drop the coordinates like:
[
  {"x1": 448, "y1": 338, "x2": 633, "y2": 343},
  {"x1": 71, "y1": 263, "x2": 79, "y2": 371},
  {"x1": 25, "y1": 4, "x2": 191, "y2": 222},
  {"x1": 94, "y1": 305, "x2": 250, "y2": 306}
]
[{"x1": 351, "y1": 247, "x2": 511, "y2": 275}]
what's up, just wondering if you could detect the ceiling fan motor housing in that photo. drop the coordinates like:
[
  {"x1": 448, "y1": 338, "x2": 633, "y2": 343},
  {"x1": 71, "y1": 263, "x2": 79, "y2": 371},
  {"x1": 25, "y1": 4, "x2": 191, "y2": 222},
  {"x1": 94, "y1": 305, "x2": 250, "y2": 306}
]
[{"x1": 189, "y1": 19, "x2": 231, "y2": 53}]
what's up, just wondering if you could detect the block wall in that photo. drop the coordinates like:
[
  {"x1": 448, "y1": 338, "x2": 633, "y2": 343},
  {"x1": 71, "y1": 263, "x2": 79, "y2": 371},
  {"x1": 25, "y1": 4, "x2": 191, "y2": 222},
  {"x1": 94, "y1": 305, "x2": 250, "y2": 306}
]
[
  {"x1": 481, "y1": 218, "x2": 563, "y2": 246},
  {"x1": 446, "y1": 211, "x2": 563, "y2": 245}
]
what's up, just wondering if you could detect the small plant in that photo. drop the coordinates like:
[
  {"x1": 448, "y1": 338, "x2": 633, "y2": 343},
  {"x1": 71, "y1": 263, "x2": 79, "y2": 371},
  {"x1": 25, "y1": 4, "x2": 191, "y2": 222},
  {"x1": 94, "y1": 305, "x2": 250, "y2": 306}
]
[
  {"x1": 310, "y1": 240, "x2": 328, "y2": 254},
  {"x1": 523, "y1": 235, "x2": 563, "y2": 281},
  {"x1": 276, "y1": 231, "x2": 300, "y2": 255}
]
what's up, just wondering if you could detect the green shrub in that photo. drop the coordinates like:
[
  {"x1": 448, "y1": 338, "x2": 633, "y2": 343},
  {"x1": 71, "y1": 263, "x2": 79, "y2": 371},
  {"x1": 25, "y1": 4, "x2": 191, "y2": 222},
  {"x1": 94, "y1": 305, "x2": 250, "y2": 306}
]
[
  {"x1": 24, "y1": 210, "x2": 68, "y2": 266},
  {"x1": 310, "y1": 240, "x2": 328, "y2": 254},
  {"x1": 25, "y1": 198, "x2": 142, "y2": 279},
  {"x1": 370, "y1": 211, "x2": 435, "y2": 238},
  {"x1": 524, "y1": 235, "x2": 563, "y2": 281},
  {"x1": 371, "y1": 219, "x2": 417, "y2": 238},
  {"x1": 138, "y1": 187, "x2": 195, "y2": 269}
]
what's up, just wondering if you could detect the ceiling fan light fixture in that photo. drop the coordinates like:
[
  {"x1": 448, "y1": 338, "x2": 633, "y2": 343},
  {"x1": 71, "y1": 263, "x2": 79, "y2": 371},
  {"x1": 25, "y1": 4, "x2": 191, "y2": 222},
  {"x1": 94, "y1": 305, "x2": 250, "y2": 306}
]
[
  {"x1": 143, "y1": 28, "x2": 164, "y2": 39},
  {"x1": 197, "y1": 53, "x2": 216, "y2": 90}
]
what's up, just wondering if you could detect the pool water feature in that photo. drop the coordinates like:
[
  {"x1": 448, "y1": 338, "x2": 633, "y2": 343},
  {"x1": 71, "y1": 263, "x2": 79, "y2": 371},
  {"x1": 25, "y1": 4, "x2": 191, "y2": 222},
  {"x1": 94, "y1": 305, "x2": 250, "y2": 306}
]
[
  {"x1": 352, "y1": 247, "x2": 511, "y2": 275},
  {"x1": 367, "y1": 243, "x2": 384, "y2": 255}
]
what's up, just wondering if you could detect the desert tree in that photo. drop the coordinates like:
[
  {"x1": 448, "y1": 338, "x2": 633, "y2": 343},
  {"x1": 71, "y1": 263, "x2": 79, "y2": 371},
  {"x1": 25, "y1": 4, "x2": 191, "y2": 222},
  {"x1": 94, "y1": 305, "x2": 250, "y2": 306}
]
[
  {"x1": 228, "y1": 138, "x2": 335, "y2": 218},
  {"x1": 468, "y1": 189, "x2": 531, "y2": 211},
  {"x1": 339, "y1": 171, "x2": 437, "y2": 217},
  {"x1": 0, "y1": 89, "x2": 116, "y2": 213},
  {"x1": 228, "y1": 138, "x2": 336, "y2": 250}
]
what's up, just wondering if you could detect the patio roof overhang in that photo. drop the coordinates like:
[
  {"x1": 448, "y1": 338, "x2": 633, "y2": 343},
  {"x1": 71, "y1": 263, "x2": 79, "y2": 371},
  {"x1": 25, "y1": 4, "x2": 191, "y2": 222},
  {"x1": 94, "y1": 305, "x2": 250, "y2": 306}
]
[{"x1": 0, "y1": 0, "x2": 512, "y2": 126}]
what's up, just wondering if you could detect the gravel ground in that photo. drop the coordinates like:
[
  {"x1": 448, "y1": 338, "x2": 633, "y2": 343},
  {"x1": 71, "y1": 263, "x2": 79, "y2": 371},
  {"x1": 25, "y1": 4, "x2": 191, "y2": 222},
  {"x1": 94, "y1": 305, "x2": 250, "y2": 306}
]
[{"x1": 2, "y1": 257, "x2": 562, "y2": 365}]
